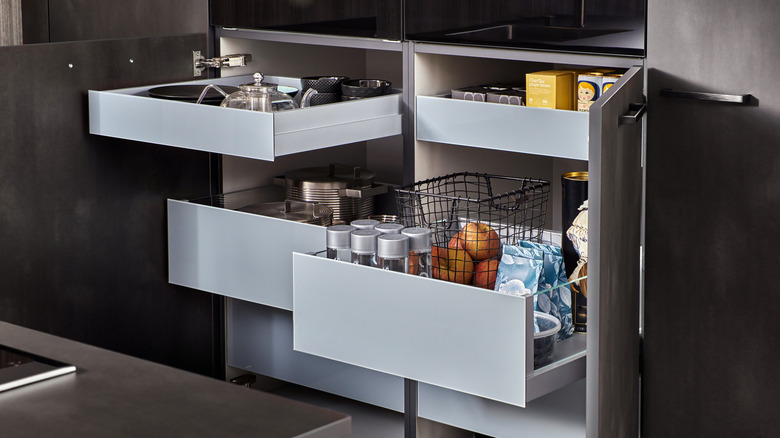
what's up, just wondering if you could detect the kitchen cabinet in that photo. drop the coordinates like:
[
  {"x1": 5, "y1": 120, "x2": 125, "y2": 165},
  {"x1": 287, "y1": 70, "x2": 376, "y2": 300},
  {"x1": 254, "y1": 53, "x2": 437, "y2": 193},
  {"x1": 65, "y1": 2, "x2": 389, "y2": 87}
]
[
  {"x1": 88, "y1": 25, "x2": 644, "y2": 437},
  {"x1": 210, "y1": 0, "x2": 403, "y2": 40},
  {"x1": 644, "y1": 1, "x2": 780, "y2": 436}
]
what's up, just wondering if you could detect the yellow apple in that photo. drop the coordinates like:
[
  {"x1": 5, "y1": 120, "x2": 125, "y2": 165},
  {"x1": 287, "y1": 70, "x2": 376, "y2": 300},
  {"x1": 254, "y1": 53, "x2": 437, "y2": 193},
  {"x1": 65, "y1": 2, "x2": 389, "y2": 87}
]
[{"x1": 431, "y1": 245, "x2": 475, "y2": 285}]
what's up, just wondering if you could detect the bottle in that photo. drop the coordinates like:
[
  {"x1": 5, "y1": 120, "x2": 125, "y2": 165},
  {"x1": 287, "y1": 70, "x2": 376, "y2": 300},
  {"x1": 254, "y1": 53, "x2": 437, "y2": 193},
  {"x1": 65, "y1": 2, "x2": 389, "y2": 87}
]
[
  {"x1": 376, "y1": 234, "x2": 409, "y2": 273},
  {"x1": 375, "y1": 223, "x2": 404, "y2": 234},
  {"x1": 326, "y1": 225, "x2": 356, "y2": 261},
  {"x1": 401, "y1": 227, "x2": 432, "y2": 277},
  {"x1": 350, "y1": 219, "x2": 380, "y2": 230},
  {"x1": 350, "y1": 229, "x2": 380, "y2": 267}
]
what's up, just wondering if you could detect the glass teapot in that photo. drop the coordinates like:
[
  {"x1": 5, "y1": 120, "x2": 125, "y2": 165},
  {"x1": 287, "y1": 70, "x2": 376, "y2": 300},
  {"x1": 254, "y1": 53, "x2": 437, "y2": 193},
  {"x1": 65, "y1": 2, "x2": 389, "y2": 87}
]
[{"x1": 220, "y1": 72, "x2": 298, "y2": 112}]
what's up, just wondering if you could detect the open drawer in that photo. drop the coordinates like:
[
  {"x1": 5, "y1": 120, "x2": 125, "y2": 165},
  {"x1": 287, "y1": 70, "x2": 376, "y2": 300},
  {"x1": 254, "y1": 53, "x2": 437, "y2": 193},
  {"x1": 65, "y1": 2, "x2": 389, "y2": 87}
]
[
  {"x1": 167, "y1": 186, "x2": 325, "y2": 310},
  {"x1": 292, "y1": 253, "x2": 586, "y2": 408},
  {"x1": 416, "y1": 95, "x2": 588, "y2": 160},
  {"x1": 89, "y1": 74, "x2": 403, "y2": 161}
]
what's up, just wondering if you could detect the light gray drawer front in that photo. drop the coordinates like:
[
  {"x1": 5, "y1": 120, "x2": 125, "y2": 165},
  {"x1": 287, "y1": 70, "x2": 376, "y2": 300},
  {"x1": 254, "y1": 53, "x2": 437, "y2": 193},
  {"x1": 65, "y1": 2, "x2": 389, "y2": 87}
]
[
  {"x1": 168, "y1": 199, "x2": 325, "y2": 310},
  {"x1": 416, "y1": 96, "x2": 588, "y2": 160},
  {"x1": 89, "y1": 74, "x2": 402, "y2": 161},
  {"x1": 292, "y1": 253, "x2": 535, "y2": 407}
]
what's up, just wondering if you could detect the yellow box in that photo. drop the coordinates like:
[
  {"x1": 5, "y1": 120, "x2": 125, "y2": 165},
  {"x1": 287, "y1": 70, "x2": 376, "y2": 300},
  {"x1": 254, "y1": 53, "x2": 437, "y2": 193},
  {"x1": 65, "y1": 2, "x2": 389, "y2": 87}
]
[{"x1": 526, "y1": 70, "x2": 575, "y2": 110}]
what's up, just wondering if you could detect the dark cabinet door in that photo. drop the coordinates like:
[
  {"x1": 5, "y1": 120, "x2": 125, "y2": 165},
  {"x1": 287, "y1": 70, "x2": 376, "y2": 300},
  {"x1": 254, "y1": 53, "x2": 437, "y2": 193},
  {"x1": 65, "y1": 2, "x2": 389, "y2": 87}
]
[
  {"x1": 210, "y1": 0, "x2": 402, "y2": 40},
  {"x1": 645, "y1": 1, "x2": 780, "y2": 436},
  {"x1": 0, "y1": 33, "x2": 220, "y2": 377},
  {"x1": 588, "y1": 66, "x2": 644, "y2": 438}
]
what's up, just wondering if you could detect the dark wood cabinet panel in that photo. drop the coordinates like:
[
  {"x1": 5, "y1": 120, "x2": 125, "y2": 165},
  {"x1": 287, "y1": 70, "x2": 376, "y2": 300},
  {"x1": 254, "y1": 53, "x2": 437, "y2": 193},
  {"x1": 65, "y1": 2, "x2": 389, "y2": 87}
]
[
  {"x1": 0, "y1": 35, "x2": 219, "y2": 378},
  {"x1": 210, "y1": 0, "x2": 402, "y2": 40},
  {"x1": 21, "y1": 0, "x2": 208, "y2": 44},
  {"x1": 645, "y1": 0, "x2": 780, "y2": 436}
]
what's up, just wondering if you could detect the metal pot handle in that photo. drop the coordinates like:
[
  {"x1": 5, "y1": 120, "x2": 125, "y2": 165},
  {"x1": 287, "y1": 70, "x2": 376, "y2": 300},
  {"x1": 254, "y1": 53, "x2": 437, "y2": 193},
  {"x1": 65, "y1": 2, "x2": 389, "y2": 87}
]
[{"x1": 342, "y1": 184, "x2": 389, "y2": 199}]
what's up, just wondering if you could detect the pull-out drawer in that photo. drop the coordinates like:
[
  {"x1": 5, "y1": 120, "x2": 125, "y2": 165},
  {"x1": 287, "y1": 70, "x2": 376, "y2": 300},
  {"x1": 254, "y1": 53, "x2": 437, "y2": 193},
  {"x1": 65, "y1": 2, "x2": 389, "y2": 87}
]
[
  {"x1": 89, "y1": 74, "x2": 402, "y2": 161},
  {"x1": 168, "y1": 186, "x2": 325, "y2": 310},
  {"x1": 416, "y1": 95, "x2": 588, "y2": 160},
  {"x1": 292, "y1": 253, "x2": 586, "y2": 408}
]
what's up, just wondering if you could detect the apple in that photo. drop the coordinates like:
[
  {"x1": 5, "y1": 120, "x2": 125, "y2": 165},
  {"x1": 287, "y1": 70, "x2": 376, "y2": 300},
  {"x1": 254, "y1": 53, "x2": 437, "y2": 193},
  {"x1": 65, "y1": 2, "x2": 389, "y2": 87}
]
[
  {"x1": 447, "y1": 232, "x2": 463, "y2": 249},
  {"x1": 431, "y1": 245, "x2": 475, "y2": 284},
  {"x1": 473, "y1": 259, "x2": 500, "y2": 289},
  {"x1": 460, "y1": 222, "x2": 501, "y2": 261}
]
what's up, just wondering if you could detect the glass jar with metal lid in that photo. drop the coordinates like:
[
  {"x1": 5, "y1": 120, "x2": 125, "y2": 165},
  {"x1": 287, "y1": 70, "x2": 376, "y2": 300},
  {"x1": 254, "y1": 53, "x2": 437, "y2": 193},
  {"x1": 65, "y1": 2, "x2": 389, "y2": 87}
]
[{"x1": 376, "y1": 234, "x2": 409, "y2": 273}]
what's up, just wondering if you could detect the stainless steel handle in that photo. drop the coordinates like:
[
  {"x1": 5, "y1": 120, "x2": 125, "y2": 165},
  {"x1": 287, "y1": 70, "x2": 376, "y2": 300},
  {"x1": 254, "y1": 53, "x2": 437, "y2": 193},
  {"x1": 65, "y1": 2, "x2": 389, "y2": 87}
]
[
  {"x1": 618, "y1": 102, "x2": 646, "y2": 125},
  {"x1": 342, "y1": 184, "x2": 389, "y2": 199},
  {"x1": 659, "y1": 88, "x2": 753, "y2": 105}
]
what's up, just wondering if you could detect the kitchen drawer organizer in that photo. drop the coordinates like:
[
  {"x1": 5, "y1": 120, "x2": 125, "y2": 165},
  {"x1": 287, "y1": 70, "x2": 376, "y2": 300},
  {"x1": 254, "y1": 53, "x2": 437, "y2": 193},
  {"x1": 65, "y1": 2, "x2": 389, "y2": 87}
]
[
  {"x1": 292, "y1": 253, "x2": 586, "y2": 408},
  {"x1": 416, "y1": 95, "x2": 588, "y2": 160},
  {"x1": 89, "y1": 74, "x2": 402, "y2": 161},
  {"x1": 168, "y1": 186, "x2": 325, "y2": 310}
]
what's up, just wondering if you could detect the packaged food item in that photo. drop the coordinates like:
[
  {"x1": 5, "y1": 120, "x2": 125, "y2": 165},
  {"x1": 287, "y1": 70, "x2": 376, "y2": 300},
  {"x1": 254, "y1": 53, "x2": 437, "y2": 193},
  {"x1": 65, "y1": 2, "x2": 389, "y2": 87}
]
[
  {"x1": 486, "y1": 87, "x2": 526, "y2": 105},
  {"x1": 577, "y1": 72, "x2": 604, "y2": 112},
  {"x1": 518, "y1": 241, "x2": 573, "y2": 340},
  {"x1": 601, "y1": 74, "x2": 622, "y2": 94},
  {"x1": 494, "y1": 244, "x2": 544, "y2": 296},
  {"x1": 526, "y1": 70, "x2": 575, "y2": 110},
  {"x1": 566, "y1": 200, "x2": 589, "y2": 333},
  {"x1": 451, "y1": 85, "x2": 489, "y2": 102}
]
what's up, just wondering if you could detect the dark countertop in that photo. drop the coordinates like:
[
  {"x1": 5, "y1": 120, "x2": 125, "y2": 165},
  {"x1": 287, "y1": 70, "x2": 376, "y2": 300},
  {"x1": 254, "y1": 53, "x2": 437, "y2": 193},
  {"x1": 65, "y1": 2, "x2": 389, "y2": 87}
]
[{"x1": 0, "y1": 321, "x2": 350, "y2": 437}]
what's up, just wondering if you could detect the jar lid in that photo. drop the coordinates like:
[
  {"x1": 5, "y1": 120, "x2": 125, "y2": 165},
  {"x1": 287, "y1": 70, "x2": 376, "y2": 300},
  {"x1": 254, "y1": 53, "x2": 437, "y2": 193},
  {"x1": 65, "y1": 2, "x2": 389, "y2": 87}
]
[
  {"x1": 351, "y1": 219, "x2": 380, "y2": 230},
  {"x1": 326, "y1": 225, "x2": 356, "y2": 249},
  {"x1": 401, "y1": 227, "x2": 431, "y2": 251},
  {"x1": 375, "y1": 223, "x2": 404, "y2": 234},
  {"x1": 351, "y1": 229, "x2": 380, "y2": 254},
  {"x1": 377, "y1": 234, "x2": 409, "y2": 259}
]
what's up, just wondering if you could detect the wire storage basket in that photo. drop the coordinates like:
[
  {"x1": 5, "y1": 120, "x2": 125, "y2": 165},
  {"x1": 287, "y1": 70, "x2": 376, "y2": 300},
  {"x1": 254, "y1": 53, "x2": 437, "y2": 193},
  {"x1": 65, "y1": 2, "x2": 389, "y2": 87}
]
[{"x1": 395, "y1": 172, "x2": 550, "y2": 286}]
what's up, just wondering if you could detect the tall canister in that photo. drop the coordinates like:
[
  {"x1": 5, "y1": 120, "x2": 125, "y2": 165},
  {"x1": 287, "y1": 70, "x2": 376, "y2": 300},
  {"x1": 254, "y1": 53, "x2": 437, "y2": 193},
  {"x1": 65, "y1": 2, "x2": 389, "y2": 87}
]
[{"x1": 561, "y1": 171, "x2": 588, "y2": 333}]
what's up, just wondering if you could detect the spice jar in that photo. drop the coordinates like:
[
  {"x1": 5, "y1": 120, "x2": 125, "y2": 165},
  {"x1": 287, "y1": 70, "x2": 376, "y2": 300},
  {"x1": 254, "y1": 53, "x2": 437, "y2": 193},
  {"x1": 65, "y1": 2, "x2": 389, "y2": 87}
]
[
  {"x1": 401, "y1": 227, "x2": 432, "y2": 277},
  {"x1": 351, "y1": 219, "x2": 380, "y2": 230},
  {"x1": 375, "y1": 223, "x2": 404, "y2": 234},
  {"x1": 326, "y1": 225, "x2": 355, "y2": 261},
  {"x1": 351, "y1": 229, "x2": 380, "y2": 267},
  {"x1": 376, "y1": 234, "x2": 409, "y2": 273}
]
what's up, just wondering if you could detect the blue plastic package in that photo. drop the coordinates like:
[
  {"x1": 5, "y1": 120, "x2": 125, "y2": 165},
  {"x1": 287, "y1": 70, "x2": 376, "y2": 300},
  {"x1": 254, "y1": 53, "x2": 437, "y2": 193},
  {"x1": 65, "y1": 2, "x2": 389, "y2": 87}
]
[
  {"x1": 494, "y1": 244, "x2": 544, "y2": 296},
  {"x1": 518, "y1": 241, "x2": 574, "y2": 340}
]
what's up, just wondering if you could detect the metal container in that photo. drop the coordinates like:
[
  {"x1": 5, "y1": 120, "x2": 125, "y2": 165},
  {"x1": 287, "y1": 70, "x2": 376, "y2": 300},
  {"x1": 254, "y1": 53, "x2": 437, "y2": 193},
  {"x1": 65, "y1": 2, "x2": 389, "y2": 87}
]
[
  {"x1": 238, "y1": 199, "x2": 333, "y2": 226},
  {"x1": 283, "y1": 164, "x2": 387, "y2": 223}
]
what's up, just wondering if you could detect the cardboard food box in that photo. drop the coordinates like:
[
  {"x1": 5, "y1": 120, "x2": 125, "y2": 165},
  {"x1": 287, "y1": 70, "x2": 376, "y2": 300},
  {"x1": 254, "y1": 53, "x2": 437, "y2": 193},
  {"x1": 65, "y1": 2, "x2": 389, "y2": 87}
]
[
  {"x1": 526, "y1": 70, "x2": 575, "y2": 110},
  {"x1": 577, "y1": 72, "x2": 604, "y2": 112}
]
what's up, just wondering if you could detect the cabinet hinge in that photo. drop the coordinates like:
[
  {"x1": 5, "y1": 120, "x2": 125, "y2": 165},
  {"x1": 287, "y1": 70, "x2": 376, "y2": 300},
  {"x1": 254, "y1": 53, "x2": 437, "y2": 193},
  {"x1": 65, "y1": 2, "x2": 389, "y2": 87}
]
[{"x1": 192, "y1": 51, "x2": 252, "y2": 77}]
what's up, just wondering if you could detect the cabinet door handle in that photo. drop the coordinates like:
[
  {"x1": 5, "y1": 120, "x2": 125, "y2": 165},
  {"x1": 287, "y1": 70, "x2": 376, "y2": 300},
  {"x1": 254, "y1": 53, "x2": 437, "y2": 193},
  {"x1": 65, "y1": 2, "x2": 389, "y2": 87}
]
[
  {"x1": 618, "y1": 103, "x2": 646, "y2": 125},
  {"x1": 659, "y1": 88, "x2": 753, "y2": 105}
]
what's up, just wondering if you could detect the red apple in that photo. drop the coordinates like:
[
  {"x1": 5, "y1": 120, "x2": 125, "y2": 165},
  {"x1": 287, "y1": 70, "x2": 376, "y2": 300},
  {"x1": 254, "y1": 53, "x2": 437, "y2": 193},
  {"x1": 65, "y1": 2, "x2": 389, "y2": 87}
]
[
  {"x1": 447, "y1": 231, "x2": 463, "y2": 249},
  {"x1": 460, "y1": 222, "x2": 501, "y2": 261},
  {"x1": 473, "y1": 259, "x2": 500, "y2": 289},
  {"x1": 431, "y1": 245, "x2": 475, "y2": 284}
]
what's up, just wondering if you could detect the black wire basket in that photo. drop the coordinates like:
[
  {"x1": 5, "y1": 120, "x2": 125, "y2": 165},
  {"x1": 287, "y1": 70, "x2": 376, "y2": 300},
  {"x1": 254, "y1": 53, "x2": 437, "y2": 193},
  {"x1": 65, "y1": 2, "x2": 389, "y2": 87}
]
[{"x1": 395, "y1": 172, "x2": 550, "y2": 286}]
